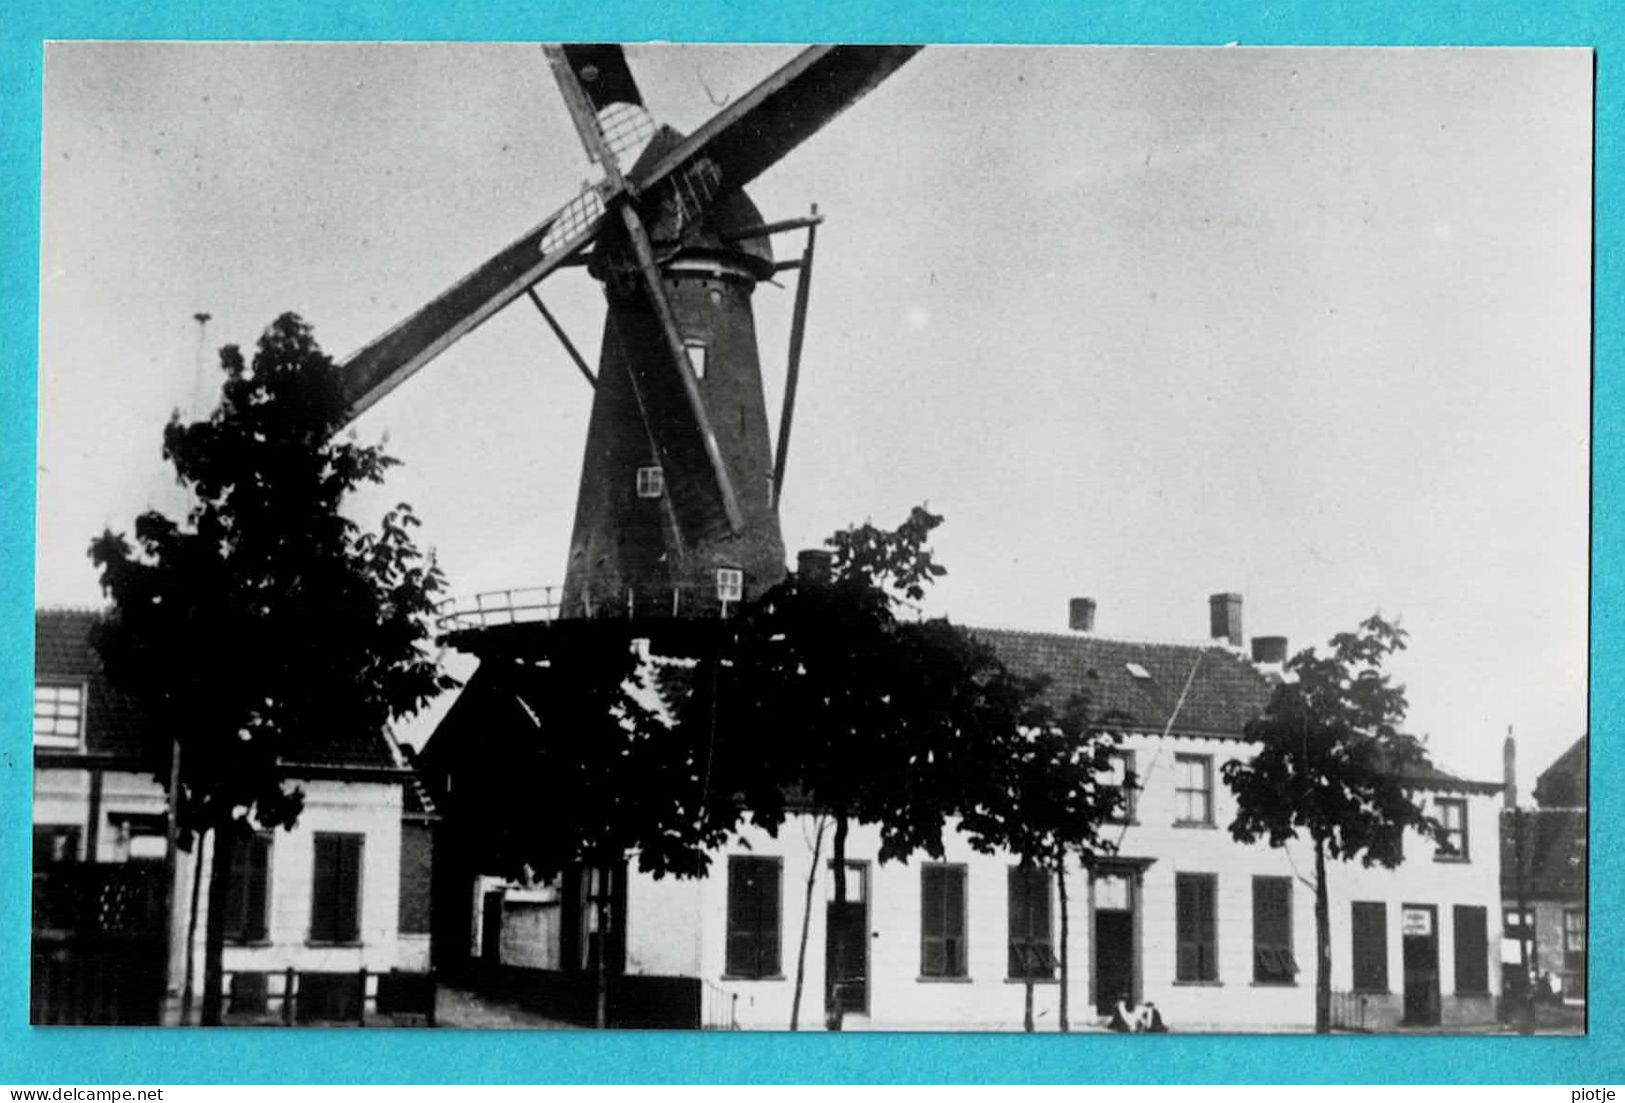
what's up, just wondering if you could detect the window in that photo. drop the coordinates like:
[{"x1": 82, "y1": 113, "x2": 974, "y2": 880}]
[
  {"x1": 1174, "y1": 754, "x2": 1213, "y2": 826},
  {"x1": 33, "y1": 825, "x2": 81, "y2": 868},
  {"x1": 1104, "y1": 750, "x2": 1137, "y2": 823},
  {"x1": 1253, "y1": 877, "x2": 1296, "y2": 984},
  {"x1": 635, "y1": 465, "x2": 664, "y2": 499},
  {"x1": 1453, "y1": 905, "x2": 1489, "y2": 994},
  {"x1": 224, "y1": 833, "x2": 271, "y2": 942},
  {"x1": 1435, "y1": 798, "x2": 1468, "y2": 860},
  {"x1": 716, "y1": 567, "x2": 743, "y2": 603},
  {"x1": 1563, "y1": 908, "x2": 1586, "y2": 955},
  {"x1": 920, "y1": 863, "x2": 967, "y2": 978},
  {"x1": 1175, "y1": 873, "x2": 1218, "y2": 982},
  {"x1": 1351, "y1": 901, "x2": 1389, "y2": 991},
  {"x1": 398, "y1": 822, "x2": 433, "y2": 936},
  {"x1": 725, "y1": 856, "x2": 781, "y2": 978},
  {"x1": 310, "y1": 833, "x2": 363, "y2": 944},
  {"x1": 685, "y1": 341, "x2": 708, "y2": 380},
  {"x1": 110, "y1": 811, "x2": 167, "y2": 862},
  {"x1": 1563, "y1": 908, "x2": 1587, "y2": 998},
  {"x1": 34, "y1": 683, "x2": 84, "y2": 748},
  {"x1": 1007, "y1": 866, "x2": 1055, "y2": 980}
]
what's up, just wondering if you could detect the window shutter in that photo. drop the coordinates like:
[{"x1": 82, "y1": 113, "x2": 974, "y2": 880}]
[
  {"x1": 312, "y1": 835, "x2": 338, "y2": 941},
  {"x1": 726, "y1": 858, "x2": 756, "y2": 976},
  {"x1": 338, "y1": 835, "x2": 362, "y2": 942},
  {"x1": 1176, "y1": 874, "x2": 1217, "y2": 982},
  {"x1": 1453, "y1": 905, "x2": 1488, "y2": 994},
  {"x1": 1253, "y1": 877, "x2": 1293, "y2": 982},
  {"x1": 921, "y1": 866, "x2": 946, "y2": 976},
  {"x1": 245, "y1": 835, "x2": 270, "y2": 942},
  {"x1": 758, "y1": 859, "x2": 781, "y2": 977},
  {"x1": 945, "y1": 867, "x2": 965, "y2": 975},
  {"x1": 1351, "y1": 901, "x2": 1388, "y2": 991},
  {"x1": 726, "y1": 857, "x2": 780, "y2": 978}
]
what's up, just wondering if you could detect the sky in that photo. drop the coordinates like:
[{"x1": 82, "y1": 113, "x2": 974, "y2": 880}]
[{"x1": 36, "y1": 43, "x2": 1591, "y2": 783}]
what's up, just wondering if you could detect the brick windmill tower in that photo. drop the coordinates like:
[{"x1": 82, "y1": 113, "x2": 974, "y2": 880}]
[
  {"x1": 331, "y1": 45, "x2": 920, "y2": 629},
  {"x1": 329, "y1": 43, "x2": 920, "y2": 987}
]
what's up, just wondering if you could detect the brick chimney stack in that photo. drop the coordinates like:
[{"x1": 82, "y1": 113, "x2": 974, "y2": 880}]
[
  {"x1": 1209, "y1": 593, "x2": 1243, "y2": 647},
  {"x1": 1251, "y1": 636, "x2": 1288, "y2": 664},
  {"x1": 797, "y1": 548, "x2": 833, "y2": 583},
  {"x1": 1069, "y1": 597, "x2": 1097, "y2": 633}
]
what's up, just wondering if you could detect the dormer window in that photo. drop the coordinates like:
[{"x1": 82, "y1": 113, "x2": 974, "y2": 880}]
[
  {"x1": 716, "y1": 567, "x2": 743, "y2": 603},
  {"x1": 635, "y1": 465, "x2": 664, "y2": 499},
  {"x1": 34, "y1": 682, "x2": 84, "y2": 749},
  {"x1": 685, "y1": 341, "x2": 708, "y2": 380}
]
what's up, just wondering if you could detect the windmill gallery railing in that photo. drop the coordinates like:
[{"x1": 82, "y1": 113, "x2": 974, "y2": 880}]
[
  {"x1": 435, "y1": 583, "x2": 756, "y2": 633},
  {"x1": 435, "y1": 582, "x2": 930, "y2": 635}
]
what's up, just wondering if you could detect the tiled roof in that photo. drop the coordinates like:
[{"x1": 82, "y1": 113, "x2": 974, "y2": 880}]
[
  {"x1": 1502, "y1": 807, "x2": 1586, "y2": 901},
  {"x1": 971, "y1": 625, "x2": 1494, "y2": 793},
  {"x1": 971, "y1": 628, "x2": 1275, "y2": 737},
  {"x1": 1533, "y1": 736, "x2": 1587, "y2": 809},
  {"x1": 35, "y1": 608, "x2": 152, "y2": 760},
  {"x1": 34, "y1": 609, "x2": 397, "y2": 772}
]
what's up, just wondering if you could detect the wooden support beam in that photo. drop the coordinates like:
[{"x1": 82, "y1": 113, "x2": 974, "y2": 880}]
[
  {"x1": 773, "y1": 206, "x2": 819, "y2": 503},
  {"x1": 722, "y1": 213, "x2": 826, "y2": 243},
  {"x1": 525, "y1": 288, "x2": 596, "y2": 388}
]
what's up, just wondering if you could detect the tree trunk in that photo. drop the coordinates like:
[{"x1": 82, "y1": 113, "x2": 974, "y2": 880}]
[
  {"x1": 1057, "y1": 857, "x2": 1070, "y2": 1033},
  {"x1": 200, "y1": 825, "x2": 234, "y2": 1026},
  {"x1": 594, "y1": 867, "x2": 609, "y2": 1030},
  {"x1": 790, "y1": 816, "x2": 827, "y2": 1030},
  {"x1": 1314, "y1": 837, "x2": 1331, "y2": 1034},
  {"x1": 1023, "y1": 980, "x2": 1035, "y2": 1032},
  {"x1": 179, "y1": 830, "x2": 206, "y2": 1024},
  {"x1": 824, "y1": 812, "x2": 848, "y2": 1032}
]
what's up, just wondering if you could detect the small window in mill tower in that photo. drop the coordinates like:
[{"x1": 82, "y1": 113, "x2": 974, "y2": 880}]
[
  {"x1": 635, "y1": 465, "x2": 664, "y2": 499},
  {"x1": 685, "y1": 341, "x2": 708, "y2": 380}
]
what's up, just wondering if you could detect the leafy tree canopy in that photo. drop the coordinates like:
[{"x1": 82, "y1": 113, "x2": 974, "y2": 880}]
[
  {"x1": 89, "y1": 313, "x2": 454, "y2": 842},
  {"x1": 1222, "y1": 613, "x2": 1443, "y2": 867}
]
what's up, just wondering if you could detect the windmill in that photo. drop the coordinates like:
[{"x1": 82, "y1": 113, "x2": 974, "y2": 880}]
[{"x1": 332, "y1": 45, "x2": 921, "y2": 624}]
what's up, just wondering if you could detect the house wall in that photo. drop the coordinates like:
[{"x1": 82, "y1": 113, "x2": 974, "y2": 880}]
[
  {"x1": 32, "y1": 766, "x2": 168, "y2": 861},
  {"x1": 619, "y1": 731, "x2": 1503, "y2": 1032},
  {"x1": 175, "y1": 778, "x2": 415, "y2": 1008}
]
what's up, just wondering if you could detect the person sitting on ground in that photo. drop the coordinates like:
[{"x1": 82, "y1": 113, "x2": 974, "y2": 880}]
[{"x1": 1107, "y1": 992, "x2": 1136, "y2": 1032}]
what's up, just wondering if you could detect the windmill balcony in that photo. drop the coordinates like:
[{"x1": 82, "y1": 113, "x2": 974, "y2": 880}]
[{"x1": 433, "y1": 582, "x2": 757, "y2": 635}]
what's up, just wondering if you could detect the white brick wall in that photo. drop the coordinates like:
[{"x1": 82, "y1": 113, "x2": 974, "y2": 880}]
[{"x1": 624, "y1": 731, "x2": 1504, "y2": 1032}]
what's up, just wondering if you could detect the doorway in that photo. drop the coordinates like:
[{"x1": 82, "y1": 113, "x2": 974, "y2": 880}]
[
  {"x1": 1401, "y1": 903, "x2": 1440, "y2": 1026},
  {"x1": 825, "y1": 860, "x2": 869, "y2": 1015},
  {"x1": 1092, "y1": 870, "x2": 1137, "y2": 1015}
]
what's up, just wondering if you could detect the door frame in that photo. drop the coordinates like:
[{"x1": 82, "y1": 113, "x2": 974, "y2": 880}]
[
  {"x1": 1088, "y1": 858, "x2": 1154, "y2": 1013},
  {"x1": 825, "y1": 858, "x2": 870, "y2": 1016}
]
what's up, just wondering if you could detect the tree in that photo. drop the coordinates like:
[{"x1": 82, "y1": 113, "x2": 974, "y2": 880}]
[
  {"x1": 683, "y1": 507, "x2": 1021, "y2": 1030},
  {"x1": 960, "y1": 691, "x2": 1125, "y2": 1031},
  {"x1": 88, "y1": 313, "x2": 452, "y2": 1025},
  {"x1": 1221, "y1": 614, "x2": 1446, "y2": 1034}
]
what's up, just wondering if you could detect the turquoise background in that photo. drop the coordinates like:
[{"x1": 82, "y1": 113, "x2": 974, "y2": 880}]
[{"x1": 1, "y1": 0, "x2": 1615, "y2": 1084}]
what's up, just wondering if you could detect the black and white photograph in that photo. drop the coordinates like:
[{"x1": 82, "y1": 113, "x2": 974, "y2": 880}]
[{"x1": 32, "y1": 42, "x2": 1589, "y2": 1034}]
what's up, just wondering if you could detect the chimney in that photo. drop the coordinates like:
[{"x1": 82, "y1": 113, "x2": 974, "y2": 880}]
[
  {"x1": 1068, "y1": 597, "x2": 1097, "y2": 633},
  {"x1": 1251, "y1": 636, "x2": 1288, "y2": 664},
  {"x1": 1503, "y1": 728, "x2": 1518, "y2": 809},
  {"x1": 1209, "y1": 593, "x2": 1243, "y2": 647},
  {"x1": 797, "y1": 548, "x2": 833, "y2": 584}
]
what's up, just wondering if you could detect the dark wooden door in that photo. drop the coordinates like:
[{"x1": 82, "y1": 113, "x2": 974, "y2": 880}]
[
  {"x1": 1401, "y1": 904, "x2": 1440, "y2": 1026},
  {"x1": 481, "y1": 890, "x2": 504, "y2": 965},
  {"x1": 1095, "y1": 912, "x2": 1135, "y2": 1015},
  {"x1": 826, "y1": 861, "x2": 868, "y2": 1014},
  {"x1": 1093, "y1": 871, "x2": 1137, "y2": 1015}
]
